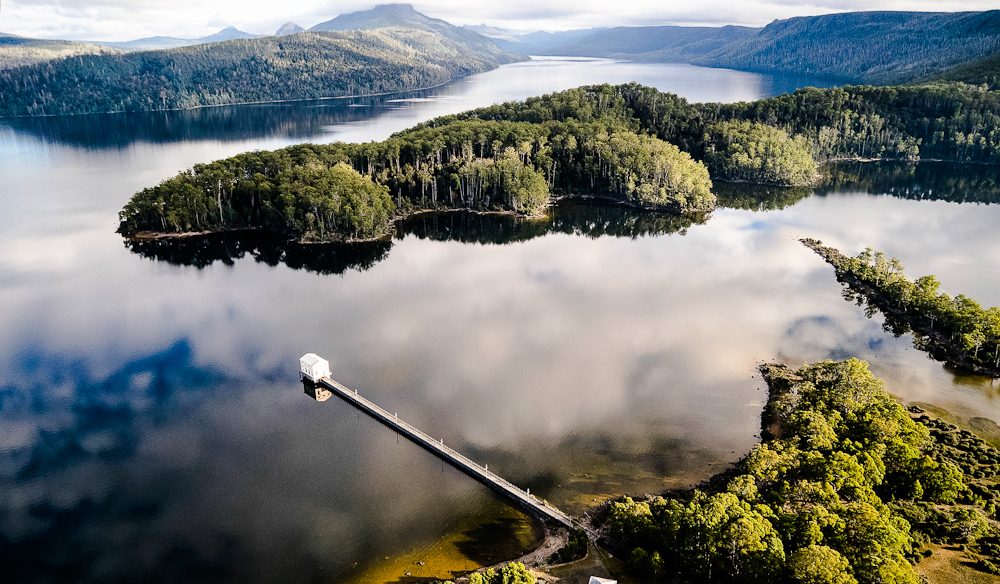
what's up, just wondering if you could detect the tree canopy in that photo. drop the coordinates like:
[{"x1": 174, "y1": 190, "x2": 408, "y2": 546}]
[
  {"x1": 603, "y1": 359, "x2": 1000, "y2": 582},
  {"x1": 802, "y1": 239, "x2": 1000, "y2": 377},
  {"x1": 705, "y1": 121, "x2": 818, "y2": 186}
]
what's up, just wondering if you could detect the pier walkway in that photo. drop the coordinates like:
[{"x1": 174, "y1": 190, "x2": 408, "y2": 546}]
[{"x1": 315, "y1": 376, "x2": 577, "y2": 529}]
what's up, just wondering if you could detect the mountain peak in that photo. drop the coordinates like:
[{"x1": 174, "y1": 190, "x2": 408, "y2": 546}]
[
  {"x1": 276, "y1": 22, "x2": 305, "y2": 36},
  {"x1": 310, "y1": 3, "x2": 438, "y2": 33},
  {"x1": 199, "y1": 26, "x2": 256, "y2": 43},
  {"x1": 368, "y1": 4, "x2": 419, "y2": 14}
]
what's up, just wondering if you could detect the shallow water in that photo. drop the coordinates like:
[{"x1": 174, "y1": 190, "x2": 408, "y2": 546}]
[{"x1": 1, "y1": 58, "x2": 997, "y2": 583}]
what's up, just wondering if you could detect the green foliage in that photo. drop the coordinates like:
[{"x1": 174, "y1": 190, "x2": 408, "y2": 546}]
[
  {"x1": 931, "y1": 52, "x2": 1000, "y2": 90},
  {"x1": 463, "y1": 82, "x2": 1000, "y2": 165},
  {"x1": 120, "y1": 154, "x2": 394, "y2": 241},
  {"x1": 705, "y1": 121, "x2": 818, "y2": 186},
  {"x1": 706, "y1": 83, "x2": 1000, "y2": 163},
  {"x1": 595, "y1": 131, "x2": 714, "y2": 211},
  {"x1": 121, "y1": 80, "x2": 1000, "y2": 242},
  {"x1": 802, "y1": 239, "x2": 1000, "y2": 375},
  {"x1": 120, "y1": 112, "x2": 721, "y2": 240},
  {"x1": 468, "y1": 562, "x2": 535, "y2": 584},
  {"x1": 604, "y1": 359, "x2": 1000, "y2": 583},
  {"x1": 787, "y1": 545, "x2": 857, "y2": 584},
  {"x1": 548, "y1": 528, "x2": 588, "y2": 564},
  {"x1": 613, "y1": 491, "x2": 786, "y2": 582}
]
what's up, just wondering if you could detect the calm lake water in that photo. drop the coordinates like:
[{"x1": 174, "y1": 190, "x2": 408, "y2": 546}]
[{"x1": 1, "y1": 57, "x2": 997, "y2": 583}]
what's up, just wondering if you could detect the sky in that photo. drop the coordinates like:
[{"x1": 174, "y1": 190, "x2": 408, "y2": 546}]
[{"x1": 1, "y1": 0, "x2": 997, "y2": 41}]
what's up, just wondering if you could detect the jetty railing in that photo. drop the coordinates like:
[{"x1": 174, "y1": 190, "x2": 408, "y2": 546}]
[{"x1": 316, "y1": 376, "x2": 577, "y2": 529}]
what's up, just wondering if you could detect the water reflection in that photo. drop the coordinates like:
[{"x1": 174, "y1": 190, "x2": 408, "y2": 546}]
[
  {"x1": 123, "y1": 200, "x2": 705, "y2": 274},
  {"x1": 1, "y1": 56, "x2": 998, "y2": 584},
  {"x1": 124, "y1": 233, "x2": 393, "y2": 275},
  {"x1": 0, "y1": 57, "x2": 833, "y2": 150},
  {"x1": 820, "y1": 161, "x2": 1000, "y2": 205},
  {"x1": 121, "y1": 161, "x2": 1000, "y2": 277},
  {"x1": 0, "y1": 91, "x2": 438, "y2": 149},
  {"x1": 715, "y1": 183, "x2": 813, "y2": 211}
]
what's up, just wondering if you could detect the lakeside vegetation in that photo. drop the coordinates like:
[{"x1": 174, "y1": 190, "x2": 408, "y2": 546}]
[
  {"x1": 819, "y1": 161, "x2": 1000, "y2": 205},
  {"x1": 931, "y1": 53, "x2": 1000, "y2": 91},
  {"x1": 704, "y1": 121, "x2": 818, "y2": 186},
  {"x1": 602, "y1": 359, "x2": 1000, "y2": 583},
  {"x1": 0, "y1": 29, "x2": 517, "y2": 117},
  {"x1": 119, "y1": 81, "x2": 1000, "y2": 242},
  {"x1": 462, "y1": 82, "x2": 1000, "y2": 164},
  {"x1": 118, "y1": 116, "x2": 716, "y2": 241},
  {"x1": 802, "y1": 239, "x2": 1000, "y2": 377}
]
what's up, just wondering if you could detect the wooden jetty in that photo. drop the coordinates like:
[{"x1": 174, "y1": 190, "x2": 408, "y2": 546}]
[{"x1": 309, "y1": 372, "x2": 576, "y2": 529}]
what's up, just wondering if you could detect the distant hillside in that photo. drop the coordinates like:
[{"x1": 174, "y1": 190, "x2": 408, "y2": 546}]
[
  {"x1": 514, "y1": 26, "x2": 756, "y2": 61},
  {"x1": 0, "y1": 26, "x2": 522, "y2": 117},
  {"x1": 699, "y1": 10, "x2": 1000, "y2": 83},
  {"x1": 487, "y1": 28, "x2": 609, "y2": 55},
  {"x1": 101, "y1": 26, "x2": 258, "y2": 51},
  {"x1": 931, "y1": 51, "x2": 1000, "y2": 89},
  {"x1": 309, "y1": 3, "x2": 508, "y2": 59},
  {"x1": 490, "y1": 10, "x2": 1000, "y2": 84},
  {"x1": 0, "y1": 34, "x2": 119, "y2": 69},
  {"x1": 463, "y1": 24, "x2": 520, "y2": 42}
]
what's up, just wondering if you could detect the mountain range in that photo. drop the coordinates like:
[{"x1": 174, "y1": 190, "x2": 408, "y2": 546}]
[
  {"x1": 308, "y1": 4, "x2": 512, "y2": 61},
  {"x1": 476, "y1": 9, "x2": 1000, "y2": 83},
  {"x1": 100, "y1": 26, "x2": 258, "y2": 51},
  {"x1": 1, "y1": 4, "x2": 998, "y2": 117}
]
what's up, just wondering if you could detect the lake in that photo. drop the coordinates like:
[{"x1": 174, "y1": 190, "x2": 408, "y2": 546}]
[{"x1": 1, "y1": 57, "x2": 997, "y2": 583}]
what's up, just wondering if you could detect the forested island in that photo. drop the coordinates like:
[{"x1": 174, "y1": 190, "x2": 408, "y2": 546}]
[
  {"x1": 802, "y1": 239, "x2": 1000, "y2": 377},
  {"x1": 120, "y1": 81, "x2": 999, "y2": 243},
  {"x1": 118, "y1": 115, "x2": 717, "y2": 242},
  {"x1": 600, "y1": 359, "x2": 1000, "y2": 583}
]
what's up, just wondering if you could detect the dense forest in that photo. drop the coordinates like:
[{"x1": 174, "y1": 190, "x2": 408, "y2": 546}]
[
  {"x1": 491, "y1": 10, "x2": 1000, "y2": 84},
  {"x1": 700, "y1": 10, "x2": 1000, "y2": 84},
  {"x1": 802, "y1": 239, "x2": 1000, "y2": 377},
  {"x1": 603, "y1": 359, "x2": 1000, "y2": 583},
  {"x1": 932, "y1": 52, "x2": 1000, "y2": 90},
  {"x1": 461, "y1": 82, "x2": 1000, "y2": 164},
  {"x1": 118, "y1": 117, "x2": 716, "y2": 241},
  {"x1": 0, "y1": 28, "x2": 518, "y2": 117},
  {"x1": 704, "y1": 121, "x2": 818, "y2": 186},
  {"x1": 119, "y1": 81, "x2": 1000, "y2": 242}
]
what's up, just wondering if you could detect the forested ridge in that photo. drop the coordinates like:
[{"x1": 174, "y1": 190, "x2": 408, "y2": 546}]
[
  {"x1": 699, "y1": 10, "x2": 1000, "y2": 84},
  {"x1": 803, "y1": 239, "x2": 1000, "y2": 377},
  {"x1": 458, "y1": 82, "x2": 1000, "y2": 164},
  {"x1": 602, "y1": 359, "x2": 1000, "y2": 583},
  {"x1": 119, "y1": 82, "x2": 1000, "y2": 242},
  {"x1": 931, "y1": 52, "x2": 1000, "y2": 90},
  {"x1": 494, "y1": 10, "x2": 1000, "y2": 85},
  {"x1": 0, "y1": 35, "x2": 119, "y2": 70},
  {"x1": 0, "y1": 29, "x2": 519, "y2": 117}
]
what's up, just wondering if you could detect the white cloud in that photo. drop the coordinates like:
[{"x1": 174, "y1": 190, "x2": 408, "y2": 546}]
[{"x1": 1, "y1": 0, "x2": 998, "y2": 41}]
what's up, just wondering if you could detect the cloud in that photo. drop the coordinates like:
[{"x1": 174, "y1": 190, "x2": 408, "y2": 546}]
[{"x1": 2, "y1": 0, "x2": 998, "y2": 40}]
